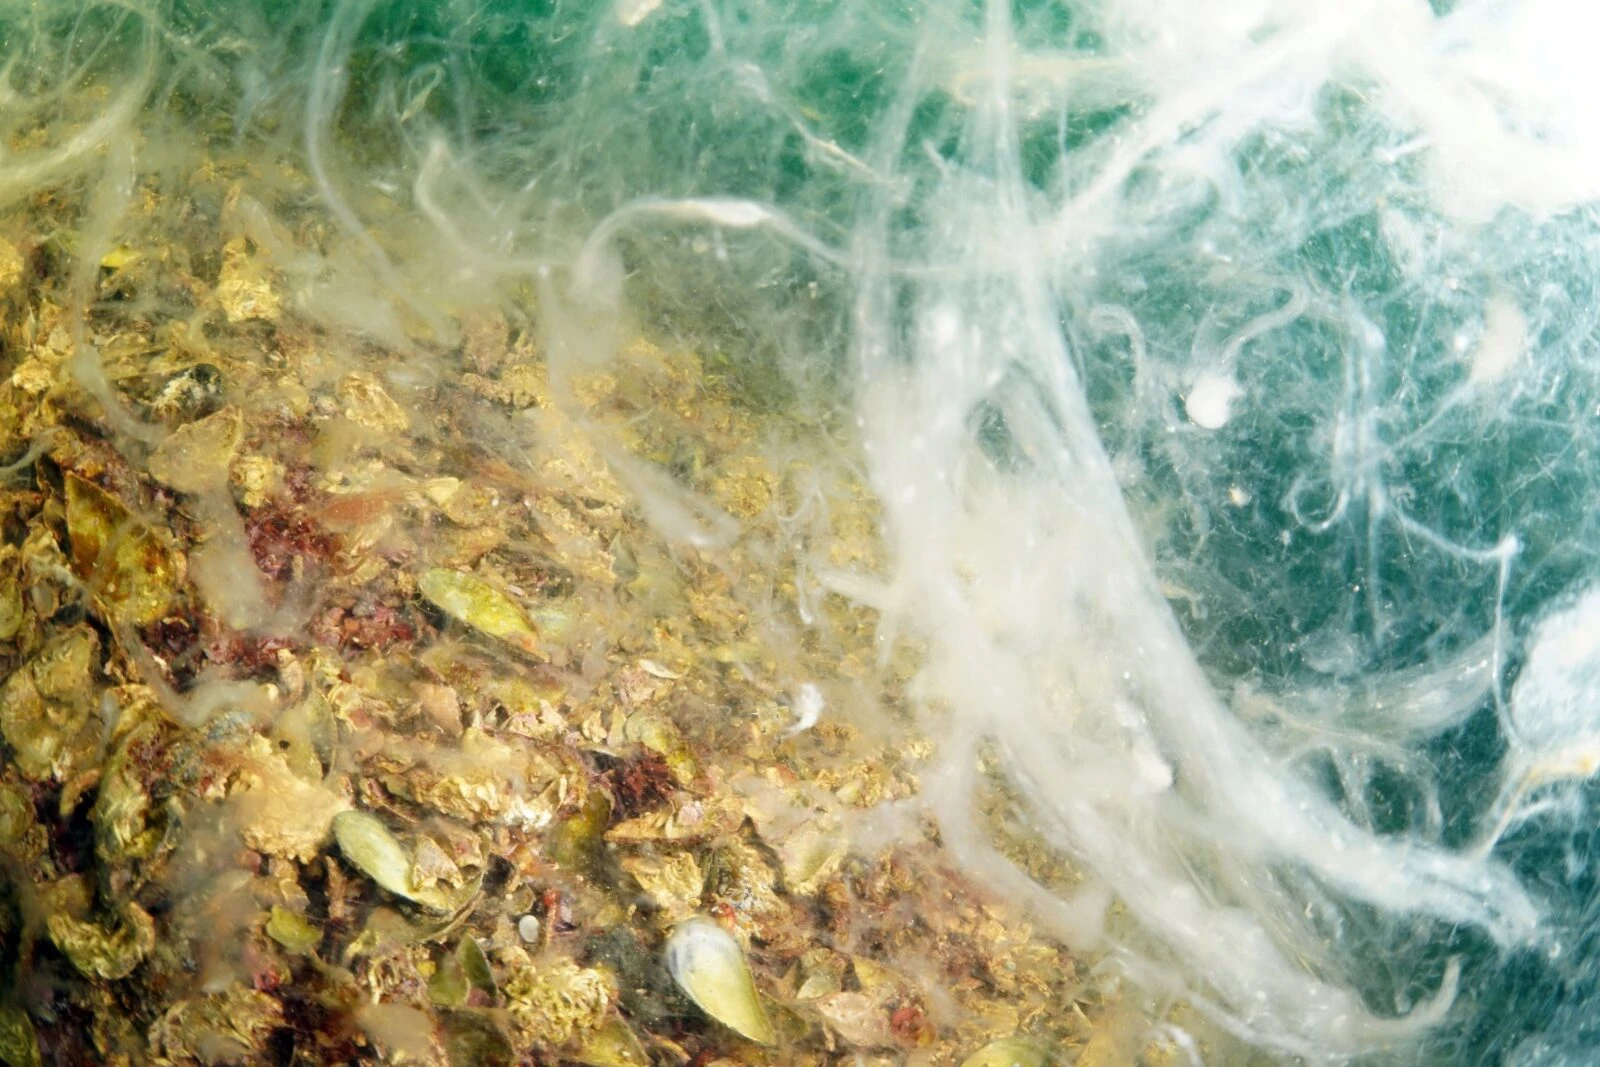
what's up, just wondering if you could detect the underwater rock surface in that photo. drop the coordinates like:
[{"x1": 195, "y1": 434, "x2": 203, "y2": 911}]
[{"x1": 0, "y1": 0, "x2": 1597, "y2": 1064}]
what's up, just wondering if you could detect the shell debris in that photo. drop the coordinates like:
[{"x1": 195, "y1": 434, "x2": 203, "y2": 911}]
[
  {"x1": 663, "y1": 917, "x2": 776, "y2": 1045},
  {"x1": 418, "y1": 567, "x2": 540, "y2": 656}
]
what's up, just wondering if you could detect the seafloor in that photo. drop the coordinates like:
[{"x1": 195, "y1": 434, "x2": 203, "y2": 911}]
[{"x1": 0, "y1": 138, "x2": 1221, "y2": 1065}]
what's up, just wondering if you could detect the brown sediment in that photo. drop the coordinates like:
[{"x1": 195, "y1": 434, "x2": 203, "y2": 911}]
[{"x1": 0, "y1": 154, "x2": 1122, "y2": 1067}]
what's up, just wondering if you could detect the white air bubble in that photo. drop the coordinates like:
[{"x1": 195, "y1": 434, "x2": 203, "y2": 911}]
[{"x1": 1185, "y1": 372, "x2": 1243, "y2": 429}]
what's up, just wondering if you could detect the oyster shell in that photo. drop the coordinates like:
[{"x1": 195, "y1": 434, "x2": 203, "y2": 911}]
[
  {"x1": 663, "y1": 917, "x2": 775, "y2": 1045},
  {"x1": 332, "y1": 810, "x2": 478, "y2": 914},
  {"x1": 46, "y1": 902, "x2": 157, "y2": 980},
  {"x1": 418, "y1": 568, "x2": 539, "y2": 656},
  {"x1": 960, "y1": 1038, "x2": 1050, "y2": 1067}
]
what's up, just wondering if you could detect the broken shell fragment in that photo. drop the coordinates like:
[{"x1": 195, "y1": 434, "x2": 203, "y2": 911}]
[
  {"x1": 333, "y1": 811, "x2": 446, "y2": 911},
  {"x1": 571, "y1": 1017, "x2": 651, "y2": 1067},
  {"x1": 441, "y1": 1010, "x2": 515, "y2": 1067},
  {"x1": 217, "y1": 235, "x2": 280, "y2": 323},
  {"x1": 332, "y1": 810, "x2": 477, "y2": 913},
  {"x1": 264, "y1": 905, "x2": 322, "y2": 956},
  {"x1": 149, "y1": 987, "x2": 285, "y2": 1065},
  {"x1": 0, "y1": 1004, "x2": 41, "y2": 1067},
  {"x1": 663, "y1": 917, "x2": 775, "y2": 1045},
  {"x1": 502, "y1": 955, "x2": 613, "y2": 1047},
  {"x1": 447, "y1": 934, "x2": 497, "y2": 1001},
  {"x1": 145, "y1": 405, "x2": 243, "y2": 494},
  {"x1": 428, "y1": 947, "x2": 472, "y2": 1008},
  {"x1": 0, "y1": 237, "x2": 22, "y2": 294},
  {"x1": 63, "y1": 473, "x2": 181, "y2": 627},
  {"x1": 418, "y1": 568, "x2": 539, "y2": 655},
  {"x1": 814, "y1": 990, "x2": 895, "y2": 1048},
  {"x1": 959, "y1": 1038, "x2": 1050, "y2": 1067},
  {"x1": 0, "y1": 625, "x2": 101, "y2": 782},
  {"x1": 144, "y1": 363, "x2": 227, "y2": 425},
  {"x1": 46, "y1": 902, "x2": 157, "y2": 980}
]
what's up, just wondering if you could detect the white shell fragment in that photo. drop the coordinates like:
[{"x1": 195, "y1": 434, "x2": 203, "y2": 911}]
[
  {"x1": 663, "y1": 917, "x2": 776, "y2": 1045},
  {"x1": 1466, "y1": 295, "x2": 1527, "y2": 387},
  {"x1": 332, "y1": 810, "x2": 475, "y2": 914}
]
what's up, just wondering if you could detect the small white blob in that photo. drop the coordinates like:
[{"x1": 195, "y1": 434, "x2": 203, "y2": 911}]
[
  {"x1": 1467, "y1": 296, "x2": 1527, "y2": 386},
  {"x1": 1132, "y1": 744, "x2": 1175, "y2": 793},
  {"x1": 615, "y1": 0, "x2": 663, "y2": 27},
  {"x1": 1511, "y1": 586, "x2": 1600, "y2": 778},
  {"x1": 681, "y1": 198, "x2": 770, "y2": 229},
  {"x1": 927, "y1": 304, "x2": 961, "y2": 348},
  {"x1": 517, "y1": 914, "x2": 540, "y2": 943},
  {"x1": 638, "y1": 659, "x2": 682, "y2": 680},
  {"x1": 785, "y1": 682, "x2": 824, "y2": 736},
  {"x1": 1185, "y1": 372, "x2": 1243, "y2": 430}
]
